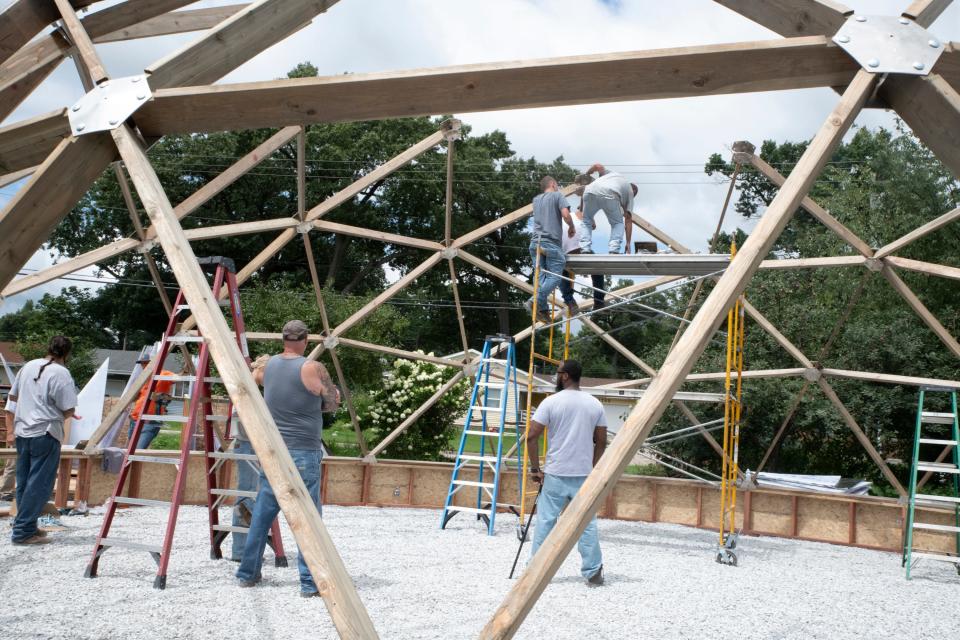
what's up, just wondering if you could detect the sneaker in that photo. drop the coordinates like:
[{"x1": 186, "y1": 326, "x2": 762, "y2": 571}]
[
  {"x1": 300, "y1": 590, "x2": 321, "y2": 598},
  {"x1": 587, "y1": 565, "x2": 604, "y2": 586},
  {"x1": 580, "y1": 249, "x2": 595, "y2": 255},
  {"x1": 566, "y1": 301, "x2": 580, "y2": 317},
  {"x1": 12, "y1": 534, "x2": 52, "y2": 546}
]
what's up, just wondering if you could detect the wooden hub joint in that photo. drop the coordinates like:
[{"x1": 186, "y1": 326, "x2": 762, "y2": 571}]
[
  {"x1": 440, "y1": 118, "x2": 463, "y2": 142},
  {"x1": 296, "y1": 221, "x2": 313, "y2": 235},
  {"x1": 323, "y1": 335, "x2": 339, "y2": 349},
  {"x1": 731, "y1": 140, "x2": 756, "y2": 164},
  {"x1": 832, "y1": 15, "x2": 944, "y2": 75},
  {"x1": 803, "y1": 367, "x2": 822, "y2": 382},
  {"x1": 864, "y1": 257, "x2": 884, "y2": 272},
  {"x1": 441, "y1": 247, "x2": 458, "y2": 260},
  {"x1": 137, "y1": 239, "x2": 158, "y2": 254},
  {"x1": 362, "y1": 454, "x2": 378, "y2": 465}
]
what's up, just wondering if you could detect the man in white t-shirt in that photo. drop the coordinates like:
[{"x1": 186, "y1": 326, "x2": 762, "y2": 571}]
[
  {"x1": 578, "y1": 163, "x2": 636, "y2": 255},
  {"x1": 527, "y1": 359, "x2": 607, "y2": 585}
]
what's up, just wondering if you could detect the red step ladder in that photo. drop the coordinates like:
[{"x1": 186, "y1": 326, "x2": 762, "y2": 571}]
[{"x1": 84, "y1": 256, "x2": 286, "y2": 589}]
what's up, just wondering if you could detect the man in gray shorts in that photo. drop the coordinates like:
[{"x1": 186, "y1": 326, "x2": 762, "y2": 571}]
[{"x1": 578, "y1": 163, "x2": 637, "y2": 254}]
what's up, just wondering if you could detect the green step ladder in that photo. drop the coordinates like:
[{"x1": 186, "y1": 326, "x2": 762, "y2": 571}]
[{"x1": 903, "y1": 387, "x2": 960, "y2": 579}]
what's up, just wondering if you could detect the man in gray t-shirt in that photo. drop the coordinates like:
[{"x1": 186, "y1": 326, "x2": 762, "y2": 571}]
[
  {"x1": 578, "y1": 163, "x2": 637, "y2": 254},
  {"x1": 526, "y1": 176, "x2": 576, "y2": 323},
  {"x1": 526, "y1": 359, "x2": 607, "y2": 585}
]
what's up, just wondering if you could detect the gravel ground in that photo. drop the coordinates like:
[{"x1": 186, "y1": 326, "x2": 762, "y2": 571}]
[{"x1": 2, "y1": 504, "x2": 959, "y2": 639}]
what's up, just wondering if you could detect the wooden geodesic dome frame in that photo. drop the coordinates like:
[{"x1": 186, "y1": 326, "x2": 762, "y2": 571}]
[{"x1": 0, "y1": 1, "x2": 959, "y2": 637}]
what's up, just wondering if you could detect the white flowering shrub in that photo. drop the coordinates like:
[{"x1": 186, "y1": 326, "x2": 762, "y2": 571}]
[{"x1": 362, "y1": 355, "x2": 470, "y2": 461}]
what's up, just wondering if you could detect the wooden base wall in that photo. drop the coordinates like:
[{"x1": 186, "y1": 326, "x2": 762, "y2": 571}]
[{"x1": 50, "y1": 454, "x2": 953, "y2": 555}]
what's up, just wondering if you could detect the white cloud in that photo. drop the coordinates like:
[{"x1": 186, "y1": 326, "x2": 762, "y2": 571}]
[{"x1": 1, "y1": 0, "x2": 958, "y2": 309}]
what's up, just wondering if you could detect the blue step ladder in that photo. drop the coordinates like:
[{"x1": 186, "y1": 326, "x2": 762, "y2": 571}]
[
  {"x1": 903, "y1": 387, "x2": 960, "y2": 578},
  {"x1": 441, "y1": 335, "x2": 522, "y2": 535}
]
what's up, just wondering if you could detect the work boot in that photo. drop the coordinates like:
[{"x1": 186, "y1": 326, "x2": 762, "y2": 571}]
[
  {"x1": 593, "y1": 299, "x2": 606, "y2": 311},
  {"x1": 566, "y1": 301, "x2": 580, "y2": 317},
  {"x1": 587, "y1": 565, "x2": 604, "y2": 586},
  {"x1": 535, "y1": 309, "x2": 552, "y2": 325},
  {"x1": 300, "y1": 590, "x2": 321, "y2": 598},
  {"x1": 12, "y1": 534, "x2": 52, "y2": 546},
  {"x1": 236, "y1": 574, "x2": 262, "y2": 588}
]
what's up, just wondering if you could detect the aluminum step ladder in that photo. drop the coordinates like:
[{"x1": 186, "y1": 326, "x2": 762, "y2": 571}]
[
  {"x1": 441, "y1": 335, "x2": 522, "y2": 535},
  {"x1": 903, "y1": 387, "x2": 960, "y2": 579},
  {"x1": 84, "y1": 256, "x2": 286, "y2": 589}
]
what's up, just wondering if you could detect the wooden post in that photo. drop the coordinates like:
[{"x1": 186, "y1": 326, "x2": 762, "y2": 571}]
[
  {"x1": 880, "y1": 265, "x2": 960, "y2": 359},
  {"x1": 479, "y1": 70, "x2": 876, "y2": 640},
  {"x1": 848, "y1": 500, "x2": 857, "y2": 544},
  {"x1": 111, "y1": 122, "x2": 377, "y2": 637},
  {"x1": 791, "y1": 495, "x2": 799, "y2": 537}
]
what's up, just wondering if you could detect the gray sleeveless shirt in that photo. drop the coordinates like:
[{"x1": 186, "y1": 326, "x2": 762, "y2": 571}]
[{"x1": 263, "y1": 355, "x2": 324, "y2": 450}]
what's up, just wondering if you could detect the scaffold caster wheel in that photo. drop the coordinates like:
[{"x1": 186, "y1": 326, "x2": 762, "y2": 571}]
[
  {"x1": 727, "y1": 538, "x2": 737, "y2": 550},
  {"x1": 715, "y1": 549, "x2": 738, "y2": 566}
]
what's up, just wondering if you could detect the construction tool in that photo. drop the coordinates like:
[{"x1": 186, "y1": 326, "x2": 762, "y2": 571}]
[
  {"x1": 441, "y1": 334, "x2": 522, "y2": 535},
  {"x1": 716, "y1": 241, "x2": 745, "y2": 566},
  {"x1": 84, "y1": 256, "x2": 286, "y2": 589},
  {"x1": 509, "y1": 479, "x2": 543, "y2": 579},
  {"x1": 902, "y1": 387, "x2": 960, "y2": 578}
]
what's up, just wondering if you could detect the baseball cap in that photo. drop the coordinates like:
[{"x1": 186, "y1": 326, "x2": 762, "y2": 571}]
[{"x1": 282, "y1": 319, "x2": 309, "y2": 341}]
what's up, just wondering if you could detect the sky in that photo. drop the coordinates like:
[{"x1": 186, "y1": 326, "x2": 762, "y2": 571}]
[{"x1": 1, "y1": 0, "x2": 958, "y2": 314}]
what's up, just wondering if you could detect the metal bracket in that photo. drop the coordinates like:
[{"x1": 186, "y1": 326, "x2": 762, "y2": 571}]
[
  {"x1": 832, "y1": 15, "x2": 944, "y2": 76},
  {"x1": 441, "y1": 248, "x2": 458, "y2": 260},
  {"x1": 803, "y1": 367, "x2": 822, "y2": 382},
  {"x1": 137, "y1": 239, "x2": 158, "y2": 254},
  {"x1": 440, "y1": 118, "x2": 462, "y2": 141},
  {"x1": 323, "y1": 335, "x2": 339, "y2": 349},
  {"x1": 296, "y1": 221, "x2": 313, "y2": 235},
  {"x1": 864, "y1": 257, "x2": 884, "y2": 272},
  {"x1": 68, "y1": 75, "x2": 152, "y2": 136}
]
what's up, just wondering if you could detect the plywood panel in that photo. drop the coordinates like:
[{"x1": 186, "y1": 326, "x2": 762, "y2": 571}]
[
  {"x1": 324, "y1": 462, "x2": 363, "y2": 504},
  {"x1": 797, "y1": 496, "x2": 848, "y2": 543},
  {"x1": 855, "y1": 504, "x2": 902, "y2": 550},
  {"x1": 367, "y1": 465, "x2": 412, "y2": 505},
  {"x1": 750, "y1": 492, "x2": 794, "y2": 536},
  {"x1": 412, "y1": 467, "x2": 454, "y2": 508},
  {"x1": 655, "y1": 483, "x2": 699, "y2": 526},
  {"x1": 614, "y1": 478, "x2": 652, "y2": 520},
  {"x1": 699, "y1": 487, "x2": 745, "y2": 530},
  {"x1": 912, "y1": 507, "x2": 959, "y2": 554}
]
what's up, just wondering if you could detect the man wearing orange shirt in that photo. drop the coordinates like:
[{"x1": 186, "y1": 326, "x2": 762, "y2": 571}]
[{"x1": 128, "y1": 354, "x2": 175, "y2": 450}]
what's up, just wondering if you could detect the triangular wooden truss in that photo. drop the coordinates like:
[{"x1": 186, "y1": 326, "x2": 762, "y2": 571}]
[{"x1": 0, "y1": 1, "x2": 958, "y2": 637}]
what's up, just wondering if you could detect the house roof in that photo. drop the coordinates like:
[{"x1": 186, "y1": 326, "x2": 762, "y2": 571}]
[
  {"x1": 0, "y1": 342, "x2": 24, "y2": 365},
  {"x1": 92, "y1": 348, "x2": 185, "y2": 377}
]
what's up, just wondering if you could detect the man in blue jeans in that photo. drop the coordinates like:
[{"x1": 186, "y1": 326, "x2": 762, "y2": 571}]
[
  {"x1": 525, "y1": 175, "x2": 576, "y2": 324},
  {"x1": 527, "y1": 359, "x2": 607, "y2": 585},
  {"x1": 236, "y1": 320, "x2": 340, "y2": 597}
]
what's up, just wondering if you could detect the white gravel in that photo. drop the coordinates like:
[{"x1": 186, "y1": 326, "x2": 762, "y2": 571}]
[{"x1": 2, "y1": 504, "x2": 959, "y2": 639}]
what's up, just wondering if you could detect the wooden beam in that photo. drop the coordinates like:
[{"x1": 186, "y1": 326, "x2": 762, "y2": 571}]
[
  {"x1": 95, "y1": 5, "x2": 249, "y2": 43},
  {"x1": 741, "y1": 299, "x2": 815, "y2": 368},
  {"x1": 0, "y1": 57, "x2": 59, "y2": 122},
  {"x1": 880, "y1": 265, "x2": 960, "y2": 358},
  {"x1": 310, "y1": 220, "x2": 445, "y2": 251},
  {"x1": 145, "y1": 0, "x2": 338, "y2": 90},
  {"x1": 630, "y1": 213, "x2": 691, "y2": 253},
  {"x1": 759, "y1": 256, "x2": 866, "y2": 269},
  {"x1": 815, "y1": 377, "x2": 906, "y2": 496},
  {"x1": 110, "y1": 122, "x2": 377, "y2": 637},
  {"x1": 55, "y1": 0, "x2": 108, "y2": 86},
  {"x1": 881, "y1": 74, "x2": 960, "y2": 180},
  {"x1": 747, "y1": 154, "x2": 874, "y2": 257},
  {"x1": 821, "y1": 367, "x2": 960, "y2": 389},
  {"x1": 0, "y1": 0, "x2": 97, "y2": 66},
  {"x1": 136, "y1": 37, "x2": 859, "y2": 137},
  {"x1": 874, "y1": 206, "x2": 960, "y2": 258},
  {"x1": 0, "y1": 110, "x2": 72, "y2": 174},
  {"x1": 756, "y1": 380, "x2": 813, "y2": 473},
  {"x1": 0, "y1": 133, "x2": 115, "y2": 290},
  {"x1": 479, "y1": 71, "x2": 876, "y2": 639},
  {"x1": 453, "y1": 185, "x2": 578, "y2": 250},
  {"x1": 712, "y1": 0, "x2": 851, "y2": 37},
  {"x1": 885, "y1": 256, "x2": 960, "y2": 282},
  {"x1": 902, "y1": 0, "x2": 954, "y2": 27},
  {"x1": 337, "y1": 337, "x2": 467, "y2": 369},
  {"x1": 0, "y1": 165, "x2": 35, "y2": 188},
  {"x1": 1, "y1": 238, "x2": 139, "y2": 298}
]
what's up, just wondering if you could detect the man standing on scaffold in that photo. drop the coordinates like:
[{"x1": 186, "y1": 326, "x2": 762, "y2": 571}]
[{"x1": 525, "y1": 175, "x2": 577, "y2": 324}]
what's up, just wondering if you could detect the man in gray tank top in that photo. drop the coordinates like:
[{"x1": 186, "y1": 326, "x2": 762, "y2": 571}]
[{"x1": 236, "y1": 319, "x2": 340, "y2": 597}]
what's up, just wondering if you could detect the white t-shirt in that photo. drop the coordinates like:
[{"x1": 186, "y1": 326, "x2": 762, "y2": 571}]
[
  {"x1": 584, "y1": 170, "x2": 634, "y2": 213},
  {"x1": 10, "y1": 359, "x2": 77, "y2": 442},
  {"x1": 561, "y1": 218, "x2": 580, "y2": 254},
  {"x1": 531, "y1": 389, "x2": 607, "y2": 476}
]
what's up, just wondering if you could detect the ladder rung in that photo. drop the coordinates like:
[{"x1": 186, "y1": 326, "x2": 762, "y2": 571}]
[
  {"x1": 166, "y1": 335, "x2": 205, "y2": 344},
  {"x1": 142, "y1": 414, "x2": 186, "y2": 422},
  {"x1": 99, "y1": 538, "x2": 162, "y2": 554},
  {"x1": 212, "y1": 525, "x2": 249, "y2": 533},
  {"x1": 176, "y1": 300, "x2": 230, "y2": 311},
  {"x1": 909, "y1": 550, "x2": 960, "y2": 563},
  {"x1": 921, "y1": 411, "x2": 956, "y2": 424},
  {"x1": 113, "y1": 496, "x2": 170, "y2": 507},
  {"x1": 481, "y1": 358, "x2": 508, "y2": 364},
  {"x1": 919, "y1": 438, "x2": 959, "y2": 446},
  {"x1": 463, "y1": 430, "x2": 505, "y2": 437},
  {"x1": 915, "y1": 494, "x2": 960, "y2": 505},
  {"x1": 470, "y1": 406, "x2": 503, "y2": 412},
  {"x1": 208, "y1": 451, "x2": 258, "y2": 462},
  {"x1": 913, "y1": 522, "x2": 960, "y2": 533},
  {"x1": 444, "y1": 505, "x2": 492, "y2": 515},
  {"x1": 533, "y1": 353, "x2": 561, "y2": 365},
  {"x1": 457, "y1": 454, "x2": 500, "y2": 463},
  {"x1": 476, "y1": 382, "x2": 505, "y2": 388},
  {"x1": 210, "y1": 488, "x2": 258, "y2": 499},
  {"x1": 452, "y1": 480, "x2": 496, "y2": 488},
  {"x1": 206, "y1": 415, "x2": 229, "y2": 422},
  {"x1": 154, "y1": 375, "x2": 223, "y2": 383},
  {"x1": 127, "y1": 455, "x2": 180, "y2": 465},
  {"x1": 917, "y1": 463, "x2": 960, "y2": 474}
]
